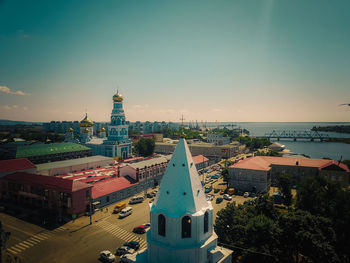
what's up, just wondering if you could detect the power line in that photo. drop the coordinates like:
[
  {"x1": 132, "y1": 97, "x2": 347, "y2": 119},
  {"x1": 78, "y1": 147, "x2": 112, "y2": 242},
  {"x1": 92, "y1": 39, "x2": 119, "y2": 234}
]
[{"x1": 218, "y1": 242, "x2": 276, "y2": 258}]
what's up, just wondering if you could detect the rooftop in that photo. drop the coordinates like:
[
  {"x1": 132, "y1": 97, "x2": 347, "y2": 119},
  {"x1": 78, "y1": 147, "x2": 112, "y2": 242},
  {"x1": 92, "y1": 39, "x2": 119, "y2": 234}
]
[
  {"x1": 36, "y1": 155, "x2": 115, "y2": 171},
  {"x1": 129, "y1": 155, "x2": 171, "y2": 170},
  {"x1": 192, "y1": 155, "x2": 209, "y2": 164},
  {"x1": 230, "y1": 156, "x2": 349, "y2": 171},
  {"x1": 1, "y1": 172, "x2": 91, "y2": 192},
  {"x1": 0, "y1": 158, "x2": 36, "y2": 173},
  {"x1": 92, "y1": 176, "x2": 138, "y2": 199},
  {"x1": 16, "y1": 143, "x2": 91, "y2": 158}
]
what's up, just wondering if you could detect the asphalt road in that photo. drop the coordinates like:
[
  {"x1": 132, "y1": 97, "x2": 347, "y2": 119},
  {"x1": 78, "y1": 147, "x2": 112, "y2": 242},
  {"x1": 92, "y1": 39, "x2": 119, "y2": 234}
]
[{"x1": 1, "y1": 168, "x2": 253, "y2": 263}]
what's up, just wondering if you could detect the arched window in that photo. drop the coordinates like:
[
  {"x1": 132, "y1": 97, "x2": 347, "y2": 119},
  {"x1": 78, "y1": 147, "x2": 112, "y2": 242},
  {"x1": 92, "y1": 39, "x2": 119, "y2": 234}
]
[
  {"x1": 204, "y1": 211, "x2": 209, "y2": 233},
  {"x1": 182, "y1": 216, "x2": 191, "y2": 238},
  {"x1": 158, "y1": 214, "x2": 166, "y2": 236}
]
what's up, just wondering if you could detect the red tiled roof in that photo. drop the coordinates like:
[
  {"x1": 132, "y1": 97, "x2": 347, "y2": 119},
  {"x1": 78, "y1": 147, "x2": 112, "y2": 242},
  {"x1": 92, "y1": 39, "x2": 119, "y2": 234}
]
[
  {"x1": 192, "y1": 155, "x2": 209, "y2": 165},
  {"x1": 231, "y1": 157, "x2": 271, "y2": 171},
  {"x1": 91, "y1": 177, "x2": 138, "y2": 199},
  {"x1": 230, "y1": 156, "x2": 346, "y2": 171},
  {"x1": 0, "y1": 158, "x2": 36, "y2": 173},
  {"x1": 319, "y1": 160, "x2": 350, "y2": 172},
  {"x1": 1, "y1": 172, "x2": 91, "y2": 192}
]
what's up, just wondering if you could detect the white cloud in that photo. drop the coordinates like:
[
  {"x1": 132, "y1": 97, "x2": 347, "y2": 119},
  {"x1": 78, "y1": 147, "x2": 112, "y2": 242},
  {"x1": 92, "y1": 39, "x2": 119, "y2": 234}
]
[
  {"x1": 0, "y1": 86, "x2": 31, "y2": 96},
  {"x1": 2, "y1": 105, "x2": 29, "y2": 111}
]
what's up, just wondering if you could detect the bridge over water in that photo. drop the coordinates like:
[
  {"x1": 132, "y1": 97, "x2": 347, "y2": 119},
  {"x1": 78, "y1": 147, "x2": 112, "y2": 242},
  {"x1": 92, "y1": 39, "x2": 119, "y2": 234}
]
[{"x1": 260, "y1": 130, "x2": 330, "y2": 141}]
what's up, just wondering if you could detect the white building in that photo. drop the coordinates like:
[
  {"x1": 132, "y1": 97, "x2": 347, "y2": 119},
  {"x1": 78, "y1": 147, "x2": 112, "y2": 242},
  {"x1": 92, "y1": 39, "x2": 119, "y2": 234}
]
[
  {"x1": 122, "y1": 138, "x2": 232, "y2": 263},
  {"x1": 207, "y1": 133, "x2": 230, "y2": 145}
]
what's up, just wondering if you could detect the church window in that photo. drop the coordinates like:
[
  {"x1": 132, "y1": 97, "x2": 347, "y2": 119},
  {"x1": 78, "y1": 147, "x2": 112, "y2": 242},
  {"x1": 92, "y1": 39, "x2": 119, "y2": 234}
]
[
  {"x1": 172, "y1": 163, "x2": 175, "y2": 167},
  {"x1": 158, "y1": 214, "x2": 166, "y2": 236},
  {"x1": 204, "y1": 211, "x2": 209, "y2": 233},
  {"x1": 182, "y1": 163, "x2": 185, "y2": 167},
  {"x1": 182, "y1": 216, "x2": 191, "y2": 238}
]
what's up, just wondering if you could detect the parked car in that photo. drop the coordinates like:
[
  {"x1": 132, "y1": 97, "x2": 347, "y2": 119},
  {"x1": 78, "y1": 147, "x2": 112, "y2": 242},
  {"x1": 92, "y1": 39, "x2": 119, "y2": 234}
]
[
  {"x1": 227, "y1": 188, "x2": 235, "y2": 195},
  {"x1": 214, "y1": 188, "x2": 220, "y2": 193},
  {"x1": 216, "y1": 197, "x2": 223, "y2": 203},
  {"x1": 100, "y1": 250, "x2": 116, "y2": 262},
  {"x1": 123, "y1": 241, "x2": 140, "y2": 251},
  {"x1": 133, "y1": 225, "x2": 146, "y2": 234},
  {"x1": 119, "y1": 207, "x2": 133, "y2": 218},
  {"x1": 219, "y1": 189, "x2": 225, "y2": 195},
  {"x1": 116, "y1": 246, "x2": 134, "y2": 256},
  {"x1": 211, "y1": 175, "x2": 219, "y2": 179},
  {"x1": 243, "y1": 192, "x2": 249, "y2": 198},
  {"x1": 223, "y1": 194, "x2": 232, "y2": 201},
  {"x1": 129, "y1": 196, "x2": 144, "y2": 204},
  {"x1": 206, "y1": 194, "x2": 214, "y2": 201},
  {"x1": 142, "y1": 223, "x2": 151, "y2": 229}
]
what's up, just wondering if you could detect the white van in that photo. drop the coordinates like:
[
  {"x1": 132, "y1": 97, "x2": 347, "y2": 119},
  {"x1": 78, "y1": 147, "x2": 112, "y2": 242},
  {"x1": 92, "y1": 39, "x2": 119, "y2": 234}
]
[
  {"x1": 119, "y1": 207, "x2": 133, "y2": 218},
  {"x1": 129, "y1": 196, "x2": 144, "y2": 204}
]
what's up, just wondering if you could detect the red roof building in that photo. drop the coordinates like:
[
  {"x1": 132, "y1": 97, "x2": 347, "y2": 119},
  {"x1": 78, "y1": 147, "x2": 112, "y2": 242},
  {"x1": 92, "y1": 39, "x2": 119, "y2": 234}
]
[
  {"x1": 229, "y1": 156, "x2": 349, "y2": 193},
  {"x1": 0, "y1": 172, "x2": 92, "y2": 218},
  {"x1": 0, "y1": 158, "x2": 36, "y2": 177},
  {"x1": 192, "y1": 155, "x2": 210, "y2": 170}
]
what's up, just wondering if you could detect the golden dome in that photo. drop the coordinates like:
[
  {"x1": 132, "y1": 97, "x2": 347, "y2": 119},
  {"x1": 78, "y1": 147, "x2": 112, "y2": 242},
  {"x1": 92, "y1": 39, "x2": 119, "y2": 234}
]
[
  {"x1": 83, "y1": 128, "x2": 89, "y2": 133},
  {"x1": 100, "y1": 127, "x2": 106, "y2": 132},
  {"x1": 113, "y1": 91, "x2": 123, "y2": 102},
  {"x1": 68, "y1": 127, "x2": 74, "y2": 132},
  {"x1": 80, "y1": 113, "x2": 94, "y2": 127}
]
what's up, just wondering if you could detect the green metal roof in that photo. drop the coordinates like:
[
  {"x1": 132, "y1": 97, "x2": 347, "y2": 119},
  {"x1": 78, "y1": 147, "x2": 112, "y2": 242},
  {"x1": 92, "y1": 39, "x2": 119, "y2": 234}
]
[{"x1": 16, "y1": 143, "x2": 91, "y2": 158}]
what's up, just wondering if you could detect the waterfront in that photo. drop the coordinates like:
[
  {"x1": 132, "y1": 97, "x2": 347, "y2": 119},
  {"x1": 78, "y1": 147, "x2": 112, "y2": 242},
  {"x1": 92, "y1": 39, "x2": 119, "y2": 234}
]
[{"x1": 204, "y1": 122, "x2": 350, "y2": 161}]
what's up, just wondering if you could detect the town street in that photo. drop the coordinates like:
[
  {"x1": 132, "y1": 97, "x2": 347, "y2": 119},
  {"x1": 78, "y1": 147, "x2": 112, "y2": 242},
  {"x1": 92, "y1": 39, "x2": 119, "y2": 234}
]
[{"x1": 1, "y1": 176, "x2": 252, "y2": 263}]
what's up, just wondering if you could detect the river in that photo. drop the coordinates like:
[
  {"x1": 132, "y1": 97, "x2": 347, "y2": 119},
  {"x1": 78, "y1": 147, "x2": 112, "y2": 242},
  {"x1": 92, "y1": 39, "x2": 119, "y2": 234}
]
[{"x1": 206, "y1": 122, "x2": 350, "y2": 161}]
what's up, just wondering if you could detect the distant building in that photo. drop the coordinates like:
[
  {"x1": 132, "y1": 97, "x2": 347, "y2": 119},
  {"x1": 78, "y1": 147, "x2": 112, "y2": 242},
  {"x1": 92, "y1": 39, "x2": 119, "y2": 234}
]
[
  {"x1": 155, "y1": 141, "x2": 244, "y2": 160},
  {"x1": 207, "y1": 133, "x2": 230, "y2": 145},
  {"x1": 228, "y1": 156, "x2": 350, "y2": 193},
  {"x1": 0, "y1": 158, "x2": 37, "y2": 178},
  {"x1": 129, "y1": 121, "x2": 180, "y2": 134}
]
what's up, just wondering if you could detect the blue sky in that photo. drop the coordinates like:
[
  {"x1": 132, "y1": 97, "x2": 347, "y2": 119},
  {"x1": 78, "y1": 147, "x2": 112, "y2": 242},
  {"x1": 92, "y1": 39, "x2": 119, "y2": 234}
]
[{"x1": 1, "y1": 0, "x2": 350, "y2": 122}]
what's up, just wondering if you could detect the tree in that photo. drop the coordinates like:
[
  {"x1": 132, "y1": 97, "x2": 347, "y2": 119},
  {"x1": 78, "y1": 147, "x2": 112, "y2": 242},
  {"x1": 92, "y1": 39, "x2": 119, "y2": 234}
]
[
  {"x1": 278, "y1": 210, "x2": 339, "y2": 263},
  {"x1": 134, "y1": 138, "x2": 155, "y2": 157},
  {"x1": 221, "y1": 167, "x2": 230, "y2": 187},
  {"x1": 277, "y1": 174, "x2": 292, "y2": 206}
]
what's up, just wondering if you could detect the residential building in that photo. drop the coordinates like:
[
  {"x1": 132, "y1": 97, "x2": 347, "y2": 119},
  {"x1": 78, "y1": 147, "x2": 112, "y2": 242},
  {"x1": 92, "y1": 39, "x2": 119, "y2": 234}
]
[{"x1": 207, "y1": 133, "x2": 230, "y2": 145}]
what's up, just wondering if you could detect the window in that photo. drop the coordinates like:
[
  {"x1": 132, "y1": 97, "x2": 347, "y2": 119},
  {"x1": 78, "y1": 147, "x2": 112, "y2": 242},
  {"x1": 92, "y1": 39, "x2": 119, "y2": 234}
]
[
  {"x1": 204, "y1": 211, "x2": 209, "y2": 233},
  {"x1": 182, "y1": 216, "x2": 191, "y2": 238},
  {"x1": 106, "y1": 196, "x2": 110, "y2": 203},
  {"x1": 158, "y1": 214, "x2": 166, "y2": 236}
]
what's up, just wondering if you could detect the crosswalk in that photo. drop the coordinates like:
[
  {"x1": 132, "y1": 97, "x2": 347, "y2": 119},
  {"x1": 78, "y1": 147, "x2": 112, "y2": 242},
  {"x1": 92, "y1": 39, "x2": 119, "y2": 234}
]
[
  {"x1": 6, "y1": 226, "x2": 66, "y2": 255},
  {"x1": 97, "y1": 221, "x2": 147, "y2": 249}
]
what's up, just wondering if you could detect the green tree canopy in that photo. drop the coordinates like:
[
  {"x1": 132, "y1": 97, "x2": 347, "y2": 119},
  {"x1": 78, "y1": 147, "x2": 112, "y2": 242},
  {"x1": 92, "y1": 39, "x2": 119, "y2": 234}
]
[
  {"x1": 277, "y1": 173, "x2": 292, "y2": 206},
  {"x1": 134, "y1": 138, "x2": 155, "y2": 157}
]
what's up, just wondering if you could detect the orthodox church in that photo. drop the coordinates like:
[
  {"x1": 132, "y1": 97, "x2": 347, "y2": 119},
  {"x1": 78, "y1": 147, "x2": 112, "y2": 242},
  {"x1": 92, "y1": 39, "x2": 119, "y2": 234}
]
[
  {"x1": 122, "y1": 137, "x2": 232, "y2": 263},
  {"x1": 64, "y1": 91, "x2": 132, "y2": 159}
]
